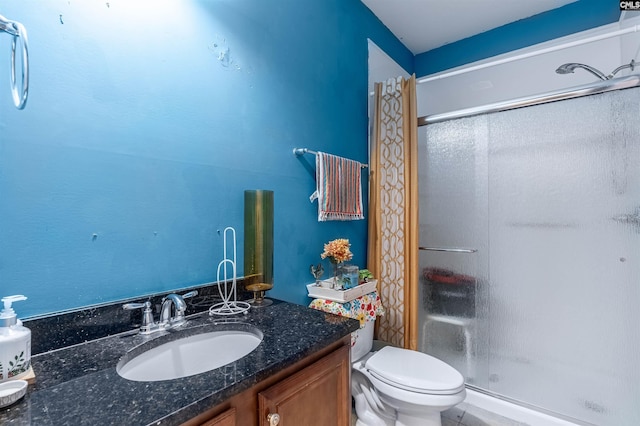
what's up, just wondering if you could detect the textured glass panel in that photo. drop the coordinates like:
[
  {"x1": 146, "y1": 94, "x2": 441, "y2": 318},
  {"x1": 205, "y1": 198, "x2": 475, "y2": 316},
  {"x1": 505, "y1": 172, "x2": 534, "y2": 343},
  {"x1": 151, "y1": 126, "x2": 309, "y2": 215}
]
[
  {"x1": 419, "y1": 117, "x2": 488, "y2": 249},
  {"x1": 486, "y1": 88, "x2": 640, "y2": 426},
  {"x1": 418, "y1": 249, "x2": 481, "y2": 382},
  {"x1": 418, "y1": 117, "x2": 489, "y2": 386},
  {"x1": 419, "y1": 87, "x2": 640, "y2": 426}
]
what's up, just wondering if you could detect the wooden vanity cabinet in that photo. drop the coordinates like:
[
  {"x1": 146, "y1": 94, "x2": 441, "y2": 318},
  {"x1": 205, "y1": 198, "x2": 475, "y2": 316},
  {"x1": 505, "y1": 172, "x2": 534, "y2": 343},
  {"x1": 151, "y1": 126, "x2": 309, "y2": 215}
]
[
  {"x1": 199, "y1": 408, "x2": 236, "y2": 426},
  {"x1": 182, "y1": 337, "x2": 351, "y2": 426},
  {"x1": 258, "y1": 344, "x2": 350, "y2": 425}
]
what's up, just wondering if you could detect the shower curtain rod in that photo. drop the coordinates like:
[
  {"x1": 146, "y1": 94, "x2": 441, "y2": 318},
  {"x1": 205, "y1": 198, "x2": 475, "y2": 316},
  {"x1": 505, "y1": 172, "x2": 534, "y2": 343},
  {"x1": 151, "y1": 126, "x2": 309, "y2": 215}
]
[
  {"x1": 293, "y1": 147, "x2": 368, "y2": 168},
  {"x1": 418, "y1": 74, "x2": 640, "y2": 126}
]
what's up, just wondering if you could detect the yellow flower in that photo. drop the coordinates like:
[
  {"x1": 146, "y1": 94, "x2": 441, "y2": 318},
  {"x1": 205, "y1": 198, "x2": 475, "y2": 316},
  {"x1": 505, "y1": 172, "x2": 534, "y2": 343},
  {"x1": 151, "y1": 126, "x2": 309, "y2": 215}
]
[{"x1": 321, "y1": 238, "x2": 353, "y2": 264}]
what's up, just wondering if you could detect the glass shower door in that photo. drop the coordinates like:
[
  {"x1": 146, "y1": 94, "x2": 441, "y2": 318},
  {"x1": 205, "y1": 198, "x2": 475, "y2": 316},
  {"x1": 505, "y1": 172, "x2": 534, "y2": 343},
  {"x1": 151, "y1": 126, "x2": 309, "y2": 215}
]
[
  {"x1": 418, "y1": 115, "x2": 489, "y2": 386},
  {"x1": 419, "y1": 87, "x2": 640, "y2": 426}
]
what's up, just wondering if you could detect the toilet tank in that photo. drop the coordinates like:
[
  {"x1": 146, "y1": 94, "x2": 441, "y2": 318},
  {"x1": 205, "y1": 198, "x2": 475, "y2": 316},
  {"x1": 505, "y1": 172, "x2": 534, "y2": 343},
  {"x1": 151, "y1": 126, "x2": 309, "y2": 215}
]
[{"x1": 351, "y1": 320, "x2": 374, "y2": 362}]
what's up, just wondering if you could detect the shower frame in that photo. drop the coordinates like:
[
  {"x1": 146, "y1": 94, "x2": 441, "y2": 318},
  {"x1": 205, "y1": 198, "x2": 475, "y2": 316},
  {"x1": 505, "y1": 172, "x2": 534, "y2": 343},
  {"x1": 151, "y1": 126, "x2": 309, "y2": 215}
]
[
  {"x1": 416, "y1": 73, "x2": 640, "y2": 425},
  {"x1": 417, "y1": 74, "x2": 640, "y2": 126}
]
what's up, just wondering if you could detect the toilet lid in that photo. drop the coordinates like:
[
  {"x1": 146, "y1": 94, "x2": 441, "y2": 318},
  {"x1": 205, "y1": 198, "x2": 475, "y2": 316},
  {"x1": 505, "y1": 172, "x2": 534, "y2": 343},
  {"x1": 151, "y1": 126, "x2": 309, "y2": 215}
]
[{"x1": 365, "y1": 346, "x2": 465, "y2": 395}]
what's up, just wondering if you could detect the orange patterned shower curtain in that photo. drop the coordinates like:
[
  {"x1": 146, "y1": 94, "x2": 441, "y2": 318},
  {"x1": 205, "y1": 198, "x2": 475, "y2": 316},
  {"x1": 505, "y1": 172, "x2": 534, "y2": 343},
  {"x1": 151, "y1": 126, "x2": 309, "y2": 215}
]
[{"x1": 367, "y1": 75, "x2": 419, "y2": 350}]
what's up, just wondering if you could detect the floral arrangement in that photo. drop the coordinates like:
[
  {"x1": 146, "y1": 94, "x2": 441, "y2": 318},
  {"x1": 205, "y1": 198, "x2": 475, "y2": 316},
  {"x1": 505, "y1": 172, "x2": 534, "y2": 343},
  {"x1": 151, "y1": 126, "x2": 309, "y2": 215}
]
[{"x1": 321, "y1": 238, "x2": 353, "y2": 264}]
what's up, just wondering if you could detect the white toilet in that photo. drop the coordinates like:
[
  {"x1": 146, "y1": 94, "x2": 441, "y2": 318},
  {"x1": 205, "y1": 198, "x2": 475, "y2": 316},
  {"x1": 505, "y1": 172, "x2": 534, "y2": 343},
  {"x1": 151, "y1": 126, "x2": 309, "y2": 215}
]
[{"x1": 351, "y1": 321, "x2": 466, "y2": 426}]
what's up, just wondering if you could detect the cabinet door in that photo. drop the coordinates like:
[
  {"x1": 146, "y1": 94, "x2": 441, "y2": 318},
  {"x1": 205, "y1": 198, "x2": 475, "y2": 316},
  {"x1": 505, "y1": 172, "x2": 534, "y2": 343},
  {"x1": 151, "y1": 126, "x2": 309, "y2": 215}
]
[
  {"x1": 200, "y1": 407, "x2": 236, "y2": 426},
  {"x1": 258, "y1": 345, "x2": 350, "y2": 426}
]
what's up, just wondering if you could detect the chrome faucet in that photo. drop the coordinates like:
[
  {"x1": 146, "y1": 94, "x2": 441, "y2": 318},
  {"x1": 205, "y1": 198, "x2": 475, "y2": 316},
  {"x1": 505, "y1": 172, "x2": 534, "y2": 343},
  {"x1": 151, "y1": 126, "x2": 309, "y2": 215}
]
[
  {"x1": 159, "y1": 291, "x2": 197, "y2": 327},
  {"x1": 123, "y1": 290, "x2": 198, "y2": 335}
]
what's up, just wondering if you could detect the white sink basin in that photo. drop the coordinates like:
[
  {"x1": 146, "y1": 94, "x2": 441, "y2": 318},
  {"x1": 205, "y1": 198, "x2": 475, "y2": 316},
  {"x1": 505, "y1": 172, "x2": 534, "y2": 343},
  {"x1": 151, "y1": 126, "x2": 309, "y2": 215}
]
[{"x1": 117, "y1": 328, "x2": 262, "y2": 382}]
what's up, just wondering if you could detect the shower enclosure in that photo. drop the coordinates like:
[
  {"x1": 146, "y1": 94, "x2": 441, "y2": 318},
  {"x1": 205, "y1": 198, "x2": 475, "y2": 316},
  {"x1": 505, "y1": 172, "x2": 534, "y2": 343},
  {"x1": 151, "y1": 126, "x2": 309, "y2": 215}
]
[{"x1": 417, "y1": 76, "x2": 640, "y2": 426}]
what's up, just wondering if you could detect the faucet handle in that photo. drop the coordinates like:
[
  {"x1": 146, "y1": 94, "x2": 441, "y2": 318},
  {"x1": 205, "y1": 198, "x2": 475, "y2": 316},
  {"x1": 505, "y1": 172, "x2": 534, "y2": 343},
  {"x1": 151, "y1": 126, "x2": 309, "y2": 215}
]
[
  {"x1": 123, "y1": 301, "x2": 156, "y2": 333},
  {"x1": 180, "y1": 290, "x2": 198, "y2": 300},
  {"x1": 175, "y1": 290, "x2": 198, "y2": 315},
  {"x1": 173, "y1": 290, "x2": 198, "y2": 321},
  {"x1": 123, "y1": 301, "x2": 150, "y2": 310}
]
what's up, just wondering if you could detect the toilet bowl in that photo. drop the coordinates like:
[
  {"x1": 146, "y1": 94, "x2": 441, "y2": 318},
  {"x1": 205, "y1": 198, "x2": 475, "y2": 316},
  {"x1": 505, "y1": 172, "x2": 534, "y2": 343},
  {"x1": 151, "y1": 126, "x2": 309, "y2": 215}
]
[{"x1": 351, "y1": 321, "x2": 466, "y2": 426}]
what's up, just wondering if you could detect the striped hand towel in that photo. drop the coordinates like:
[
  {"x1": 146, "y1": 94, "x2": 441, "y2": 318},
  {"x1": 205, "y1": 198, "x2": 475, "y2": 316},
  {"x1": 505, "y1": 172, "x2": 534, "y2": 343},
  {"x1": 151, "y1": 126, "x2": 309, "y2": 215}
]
[{"x1": 311, "y1": 152, "x2": 364, "y2": 221}]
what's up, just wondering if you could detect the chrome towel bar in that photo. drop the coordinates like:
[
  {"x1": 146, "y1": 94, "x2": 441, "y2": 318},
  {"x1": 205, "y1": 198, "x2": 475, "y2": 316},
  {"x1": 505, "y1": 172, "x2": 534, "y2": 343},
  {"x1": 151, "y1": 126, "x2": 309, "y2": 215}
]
[{"x1": 293, "y1": 147, "x2": 368, "y2": 168}]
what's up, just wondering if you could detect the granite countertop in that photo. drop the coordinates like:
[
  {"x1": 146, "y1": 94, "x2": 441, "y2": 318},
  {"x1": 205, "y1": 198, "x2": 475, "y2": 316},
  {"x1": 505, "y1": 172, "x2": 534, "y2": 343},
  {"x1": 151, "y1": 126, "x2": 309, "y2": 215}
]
[{"x1": 0, "y1": 300, "x2": 359, "y2": 425}]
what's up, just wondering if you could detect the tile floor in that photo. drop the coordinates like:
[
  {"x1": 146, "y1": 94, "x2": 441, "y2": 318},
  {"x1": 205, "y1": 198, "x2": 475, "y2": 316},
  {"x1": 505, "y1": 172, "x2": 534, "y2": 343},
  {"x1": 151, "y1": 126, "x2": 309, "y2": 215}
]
[{"x1": 351, "y1": 401, "x2": 530, "y2": 426}]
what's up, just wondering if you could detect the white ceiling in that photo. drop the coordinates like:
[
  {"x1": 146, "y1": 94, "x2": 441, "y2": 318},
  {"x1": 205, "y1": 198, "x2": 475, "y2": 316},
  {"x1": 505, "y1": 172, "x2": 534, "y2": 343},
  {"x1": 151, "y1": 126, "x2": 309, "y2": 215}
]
[{"x1": 361, "y1": 0, "x2": 578, "y2": 55}]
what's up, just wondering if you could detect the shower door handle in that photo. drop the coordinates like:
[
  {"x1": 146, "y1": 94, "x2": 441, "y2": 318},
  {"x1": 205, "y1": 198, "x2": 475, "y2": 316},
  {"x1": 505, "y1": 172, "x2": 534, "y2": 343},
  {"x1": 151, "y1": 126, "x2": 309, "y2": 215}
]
[{"x1": 419, "y1": 246, "x2": 477, "y2": 253}]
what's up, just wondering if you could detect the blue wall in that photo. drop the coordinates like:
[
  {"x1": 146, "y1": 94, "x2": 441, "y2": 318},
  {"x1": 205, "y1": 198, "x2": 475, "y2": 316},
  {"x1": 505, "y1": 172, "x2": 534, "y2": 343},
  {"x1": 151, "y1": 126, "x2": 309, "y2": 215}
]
[
  {"x1": 415, "y1": 0, "x2": 621, "y2": 76},
  {"x1": 0, "y1": 0, "x2": 412, "y2": 317},
  {"x1": 1, "y1": 0, "x2": 618, "y2": 318}
]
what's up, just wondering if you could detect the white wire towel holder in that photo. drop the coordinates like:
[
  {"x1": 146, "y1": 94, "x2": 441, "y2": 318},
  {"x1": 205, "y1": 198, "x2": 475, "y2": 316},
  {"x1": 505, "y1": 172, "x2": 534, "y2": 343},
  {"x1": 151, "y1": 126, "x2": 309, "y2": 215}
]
[
  {"x1": 209, "y1": 227, "x2": 251, "y2": 316},
  {"x1": 0, "y1": 14, "x2": 29, "y2": 109}
]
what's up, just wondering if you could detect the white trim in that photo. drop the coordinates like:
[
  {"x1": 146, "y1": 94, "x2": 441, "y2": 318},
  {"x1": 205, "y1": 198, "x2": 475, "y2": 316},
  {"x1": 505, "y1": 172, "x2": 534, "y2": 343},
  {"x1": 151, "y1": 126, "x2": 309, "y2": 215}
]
[{"x1": 465, "y1": 388, "x2": 582, "y2": 426}]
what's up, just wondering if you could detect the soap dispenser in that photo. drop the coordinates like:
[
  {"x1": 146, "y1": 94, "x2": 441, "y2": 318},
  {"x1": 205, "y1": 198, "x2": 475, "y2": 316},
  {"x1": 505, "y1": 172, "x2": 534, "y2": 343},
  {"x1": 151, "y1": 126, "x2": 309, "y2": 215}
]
[{"x1": 0, "y1": 295, "x2": 31, "y2": 383}]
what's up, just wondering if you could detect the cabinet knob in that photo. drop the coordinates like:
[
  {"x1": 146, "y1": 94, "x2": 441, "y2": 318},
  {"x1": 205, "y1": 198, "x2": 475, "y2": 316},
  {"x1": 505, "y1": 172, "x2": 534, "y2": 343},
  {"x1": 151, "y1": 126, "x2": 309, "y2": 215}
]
[{"x1": 267, "y1": 412, "x2": 280, "y2": 425}]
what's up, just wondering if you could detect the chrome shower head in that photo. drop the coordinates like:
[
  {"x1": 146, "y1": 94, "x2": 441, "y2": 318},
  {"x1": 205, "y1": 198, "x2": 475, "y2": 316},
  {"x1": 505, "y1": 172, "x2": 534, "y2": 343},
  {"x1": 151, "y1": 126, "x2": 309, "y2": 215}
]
[
  {"x1": 555, "y1": 63, "x2": 608, "y2": 81},
  {"x1": 555, "y1": 63, "x2": 578, "y2": 74}
]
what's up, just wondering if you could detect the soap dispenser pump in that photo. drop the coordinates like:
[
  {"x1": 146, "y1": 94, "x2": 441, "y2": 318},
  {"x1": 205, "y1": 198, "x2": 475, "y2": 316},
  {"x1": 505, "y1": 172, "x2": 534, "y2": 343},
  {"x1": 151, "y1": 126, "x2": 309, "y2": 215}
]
[{"x1": 0, "y1": 295, "x2": 31, "y2": 383}]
